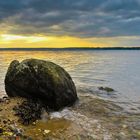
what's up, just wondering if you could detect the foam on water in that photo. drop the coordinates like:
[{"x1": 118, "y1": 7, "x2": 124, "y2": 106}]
[{"x1": 49, "y1": 108, "x2": 112, "y2": 139}]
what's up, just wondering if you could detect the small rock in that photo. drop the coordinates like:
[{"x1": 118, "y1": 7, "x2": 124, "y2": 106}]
[
  {"x1": 32, "y1": 122, "x2": 36, "y2": 125},
  {"x1": 5, "y1": 100, "x2": 10, "y2": 104},
  {"x1": 0, "y1": 99, "x2": 3, "y2": 103},
  {"x1": 122, "y1": 125, "x2": 127, "y2": 129},
  {"x1": 43, "y1": 130, "x2": 50, "y2": 135},
  {"x1": 3, "y1": 120, "x2": 7, "y2": 124},
  {"x1": 0, "y1": 127, "x2": 4, "y2": 134}
]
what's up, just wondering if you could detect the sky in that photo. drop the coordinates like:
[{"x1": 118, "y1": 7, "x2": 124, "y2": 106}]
[{"x1": 0, "y1": 0, "x2": 140, "y2": 48}]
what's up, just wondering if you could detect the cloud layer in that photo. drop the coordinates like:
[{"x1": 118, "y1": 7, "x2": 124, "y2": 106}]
[{"x1": 0, "y1": 0, "x2": 140, "y2": 38}]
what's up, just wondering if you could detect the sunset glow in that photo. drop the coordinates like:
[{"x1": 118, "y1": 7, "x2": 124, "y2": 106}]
[
  {"x1": 0, "y1": 0, "x2": 140, "y2": 48},
  {"x1": 0, "y1": 34, "x2": 140, "y2": 48},
  {"x1": 0, "y1": 34, "x2": 107, "y2": 48}
]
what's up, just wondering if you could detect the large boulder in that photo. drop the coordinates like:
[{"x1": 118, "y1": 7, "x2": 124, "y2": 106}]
[{"x1": 5, "y1": 59, "x2": 78, "y2": 110}]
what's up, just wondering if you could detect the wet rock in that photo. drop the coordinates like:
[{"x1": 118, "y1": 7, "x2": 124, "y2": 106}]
[
  {"x1": 98, "y1": 87, "x2": 115, "y2": 92},
  {"x1": 5, "y1": 59, "x2": 78, "y2": 111}
]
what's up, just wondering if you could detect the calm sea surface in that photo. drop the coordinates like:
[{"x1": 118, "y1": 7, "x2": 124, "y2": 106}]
[{"x1": 0, "y1": 50, "x2": 140, "y2": 111}]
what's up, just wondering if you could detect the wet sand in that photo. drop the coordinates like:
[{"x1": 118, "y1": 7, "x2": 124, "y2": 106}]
[{"x1": 0, "y1": 94, "x2": 140, "y2": 140}]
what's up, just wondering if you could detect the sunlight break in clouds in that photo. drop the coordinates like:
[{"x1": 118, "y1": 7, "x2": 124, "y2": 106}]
[
  {"x1": 0, "y1": 34, "x2": 103, "y2": 48},
  {"x1": 0, "y1": 0, "x2": 140, "y2": 48},
  {"x1": 0, "y1": 34, "x2": 140, "y2": 48}
]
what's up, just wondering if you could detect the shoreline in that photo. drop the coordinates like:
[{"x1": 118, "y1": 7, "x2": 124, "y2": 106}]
[{"x1": 0, "y1": 93, "x2": 140, "y2": 139}]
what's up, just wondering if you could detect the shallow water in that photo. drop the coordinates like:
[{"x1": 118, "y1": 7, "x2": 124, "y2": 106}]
[{"x1": 0, "y1": 50, "x2": 140, "y2": 112}]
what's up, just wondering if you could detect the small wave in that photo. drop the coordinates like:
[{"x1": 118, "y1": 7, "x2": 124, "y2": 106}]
[
  {"x1": 77, "y1": 87, "x2": 96, "y2": 94},
  {"x1": 49, "y1": 108, "x2": 112, "y2": 139}
]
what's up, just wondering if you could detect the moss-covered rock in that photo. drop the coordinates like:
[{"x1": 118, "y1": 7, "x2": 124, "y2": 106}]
[{"x1": 5, "y1": 59, "x2": 78, "y2": 110}]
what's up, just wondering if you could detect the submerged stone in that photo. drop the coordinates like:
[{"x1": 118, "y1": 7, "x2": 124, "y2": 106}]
[
  {"x1": 98, "y1": 87, "x2": 115, "y2": 92},
  {"x1": 5, "y1": 59, "x2": 78, "y2": 110}
]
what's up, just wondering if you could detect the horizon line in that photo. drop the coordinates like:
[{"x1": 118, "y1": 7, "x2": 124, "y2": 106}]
[{"x1": 0, "y1": 47, "x2": 140, "y2": 51}]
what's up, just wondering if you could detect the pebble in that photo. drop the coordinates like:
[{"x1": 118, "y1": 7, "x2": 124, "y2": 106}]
[
  {"x1": 0, "y1": 127, "x2": 3, "y2": 134},
  {"x1": 3, "y1": 131, "x2": 13, "y2": 136},
  {"x1": 43, "y1": 130, "x2": 51, "y2": 135},
  {"x1": 3, "y1": 120, "x2": 7, "y2": 125},
  {"x1": 0, "y1": 99, "x2": 3, "y2": 103},
  {"x1": 137, "y1": 131, "x2": 140, "y2": 135},
  {"x1": 122, "y1": 124, "x2": 127, "y2": 128}
]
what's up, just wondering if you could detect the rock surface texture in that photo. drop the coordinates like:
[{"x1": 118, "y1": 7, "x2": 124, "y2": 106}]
[{"x1": 5, "y1": 59, "x2": 78, "y2": 110}]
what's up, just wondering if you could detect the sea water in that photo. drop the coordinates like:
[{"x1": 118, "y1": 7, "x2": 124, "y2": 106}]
[{"x1": 0, "y1": 50, "x2": 140, "y2": 112}]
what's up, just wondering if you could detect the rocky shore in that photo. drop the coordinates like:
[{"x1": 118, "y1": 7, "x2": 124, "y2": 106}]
[
  {"x1": 0, "y1": 59, "x2": 140, "y2": 139},
  {"x1": 0, "y1": 94, "x2": 140, "y2": 140}
]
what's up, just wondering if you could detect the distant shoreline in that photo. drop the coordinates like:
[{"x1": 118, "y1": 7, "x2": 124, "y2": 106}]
[{"x1": 0, "y1": 47, "x2": 140, "y2": 51}]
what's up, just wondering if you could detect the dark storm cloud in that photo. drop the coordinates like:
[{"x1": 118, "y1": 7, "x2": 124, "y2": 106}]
[{"x1": 0, "y1": 0, "x2": 140, "y2": 37}]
